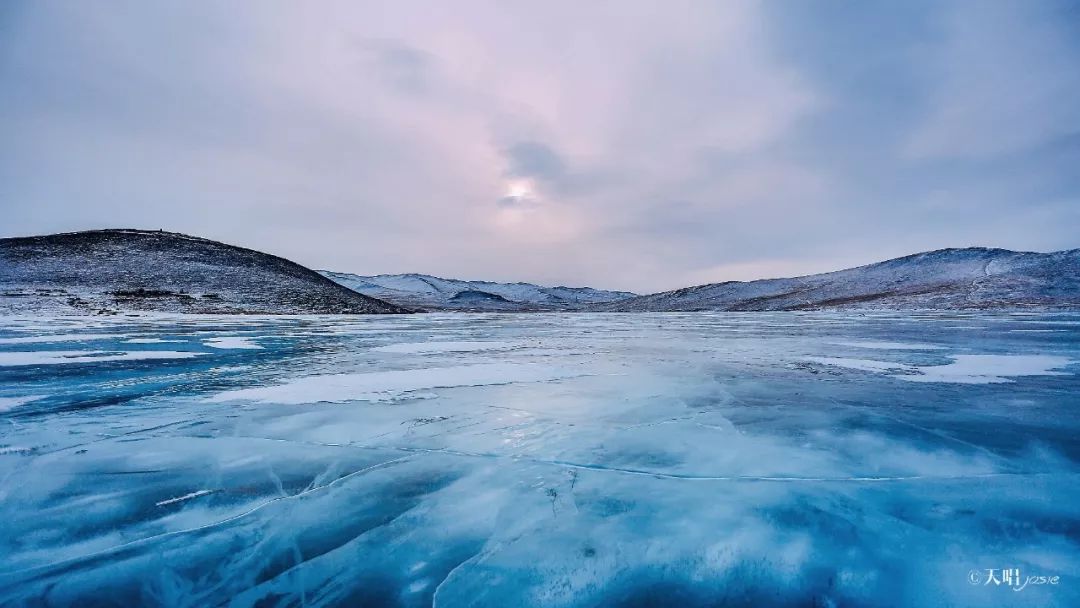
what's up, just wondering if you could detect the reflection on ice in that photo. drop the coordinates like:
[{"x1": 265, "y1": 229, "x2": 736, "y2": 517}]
[{"x1": 0, "y1": 311, "x2": 1078, "y2": 607}]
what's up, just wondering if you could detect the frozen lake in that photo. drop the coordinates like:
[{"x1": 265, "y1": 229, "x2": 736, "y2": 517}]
[{"x1": 1, "y1": 312, "x2": 1078, "y2": 607}]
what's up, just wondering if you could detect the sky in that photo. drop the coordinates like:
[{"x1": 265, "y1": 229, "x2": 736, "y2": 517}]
[{"x1": 2, "y1": 1, "x2": 1079, "y2": 293}]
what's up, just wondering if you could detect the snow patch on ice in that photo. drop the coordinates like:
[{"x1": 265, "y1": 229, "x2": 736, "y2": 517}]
[
  {"x1": 832, "y1": 341, "x2": 946, "y2": 350},
  {"x1": 0, "y1": 333, "x2": 121, "y2": 344},
  {"x1": 0, "y1": 395, "x2": 44, "y2": 412},
  {"x1": 124, "y1": 338, "x2": 185, "y2": 344},
  {"x1": 0, "y1": 350, "x2": 203, "y2": 366},
  {"x1": 372, "y1": 341, "x2": 521, "y2": 354},
  {"x1": 902, "y1": 355, "x2": 1073, "y2": 384},
  {"x1": 806, "y1": 354, "x2": 1073, "y2": 384},
  {"x1": 203, "y1": 337, "x2": 264, "y2": 350},
  {"x1": 804, "y1": 357, "x2": 913, "y2": 373},
  {"x1": 208, "y1": 363, "x2": 589, "y2": 404}
]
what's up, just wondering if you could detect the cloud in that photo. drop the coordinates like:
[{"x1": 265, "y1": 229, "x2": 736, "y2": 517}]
[
  {"x1": 1, "y1": 0, "x2": 1077, "y2": 293},
  {"x1": 504, "y1": 141, "x2": 565, "y2": 182},
  {"x1": 357, "y1": 39, "x2": 435, "y2": 96},
  {"x1": 905, "y1": 1, "x2": 1080, "y2": 160}
]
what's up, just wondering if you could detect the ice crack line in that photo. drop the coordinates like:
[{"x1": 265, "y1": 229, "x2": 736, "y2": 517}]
[
  {"x1": 1, "y1": 455, "x2": 413, "y2": 579},
  {"x1": 337, "y1": 442, "x2": 1073, "y2": 483},
  {"x1": 188, "y1": 435, "x2": 1075, "y2": 484}
]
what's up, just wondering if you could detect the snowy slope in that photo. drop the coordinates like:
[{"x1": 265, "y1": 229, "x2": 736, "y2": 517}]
[
  {"x1": 0, "y1": 230, "x2": 409, "y2": 315},
  {"x1": 594, "y1": 247, "x2": 1080, "y2": 311},
  {"x1": 320, "y1": 271, "x2": 636, "y2": 311}
]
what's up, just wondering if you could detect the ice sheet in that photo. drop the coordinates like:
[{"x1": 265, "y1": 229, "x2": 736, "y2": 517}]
[{"x1": 1, "y1": 311, "x2": 1078, "y2": 607}]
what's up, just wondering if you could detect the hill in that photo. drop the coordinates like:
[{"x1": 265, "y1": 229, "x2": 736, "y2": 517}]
[
  {"x1": 0, "y1": 230, "x2": 409, "y2": 315},
  {"x1": 593, "y1": 248, "x2": 1080, "y2": 311}
]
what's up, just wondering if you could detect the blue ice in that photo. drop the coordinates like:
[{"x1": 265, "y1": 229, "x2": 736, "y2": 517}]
[{"x1": 0, "y1": 312, "x2": 1078, "y2": 606}]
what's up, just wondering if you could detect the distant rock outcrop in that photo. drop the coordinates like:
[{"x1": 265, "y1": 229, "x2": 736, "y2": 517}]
[
  {"x1": 0, "y1": 229, "x2": 410, "y2": 315},
  {"x1": 593, "y1": 248, "x2": 1080, "y2": 312}
]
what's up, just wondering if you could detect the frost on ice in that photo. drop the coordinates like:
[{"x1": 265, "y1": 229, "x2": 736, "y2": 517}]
[{"x1": 0, "y1": 311, "x2": 1078, "y2": 607}]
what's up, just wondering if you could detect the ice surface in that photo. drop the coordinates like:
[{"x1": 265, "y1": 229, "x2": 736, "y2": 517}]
[
  {"x1": 208, "y1": 362, "x2": 592, "y2": 404},
  {"x1": 1, "y1": 312, "x2": 1078, "y2": 607}
]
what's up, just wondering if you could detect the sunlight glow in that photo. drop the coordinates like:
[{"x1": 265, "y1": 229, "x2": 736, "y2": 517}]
[{"x1": 505, "y1": 179, "x2": 532, "y2": 199}]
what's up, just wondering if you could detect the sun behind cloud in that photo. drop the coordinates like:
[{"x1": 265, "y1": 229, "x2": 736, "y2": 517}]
[{"x1": 504, "y1": 179, "x2": 533, "y2": 200}]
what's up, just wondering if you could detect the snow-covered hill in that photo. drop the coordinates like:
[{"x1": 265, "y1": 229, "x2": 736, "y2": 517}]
[
  {"x1": 320, "y1": 271, "x2": 636, "y2": 311},
  {"x1": 0, "y1": 230, "x2": 409, "y2": 315},
  {"x1": 5, "y1": 233, "x2": 1073, "y2": 315},
  {"x1": 594, "y1": 248, "x2": 1080, "y2": 312}
]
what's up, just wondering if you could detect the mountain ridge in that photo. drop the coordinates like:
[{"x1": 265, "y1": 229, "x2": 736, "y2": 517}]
[
  {"x1": 319, "y1": 270, "x2": 636, "y2": 312},
  {"x1": 2, "y1": 230, "x2": 1076, "y2": 314}
]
